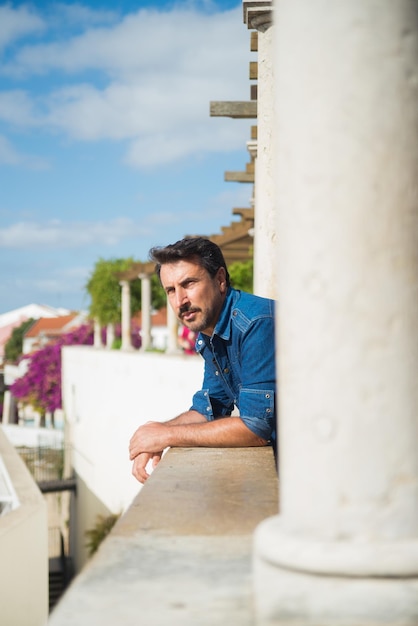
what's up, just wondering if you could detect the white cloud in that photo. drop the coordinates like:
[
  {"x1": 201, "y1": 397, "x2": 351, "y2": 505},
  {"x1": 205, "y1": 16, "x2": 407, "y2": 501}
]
[
  {"x1": 0, "y1": 4, "x2": 251, "y2": 169},
  {"x1": 0, "y1": 217, "x2": 149, "y2": 249},
  {"x1": 49, "y1": 3, "x2": 117, "y2": 28},
  {"x1": 8, "y1": 7, "x2": 245, "y2": 80},
  {"x1": 0, "y1": 134, "x2": 49, "y2": 169},
  {"x1": 0, "y1": 134, "x2": 20, "y2": 165},
  {"x1": 0, "y1": 4, "x2": 44, "y2": 52},
  {"x1": 0, "y1": 90, "x2": 41, "y2": 127}
]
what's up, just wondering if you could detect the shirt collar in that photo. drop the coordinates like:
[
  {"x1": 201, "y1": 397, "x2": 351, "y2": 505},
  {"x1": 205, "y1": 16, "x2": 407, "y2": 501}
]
[
  {"x1": 213, "y1": 287, "x2": 236, "y2": 340},
  {"x1": 195, "y1": 288, "x2": 237, "y2": 350}
]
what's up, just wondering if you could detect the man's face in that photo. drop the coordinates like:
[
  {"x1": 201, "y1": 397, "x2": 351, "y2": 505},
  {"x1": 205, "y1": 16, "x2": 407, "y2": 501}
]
[{"x1": 160, "y1": 258, "x2": 227, "y2": 336}]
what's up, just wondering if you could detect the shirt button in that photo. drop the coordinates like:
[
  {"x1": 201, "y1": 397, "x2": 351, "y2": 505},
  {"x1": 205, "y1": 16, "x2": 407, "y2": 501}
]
[
  {"x1": 203, "y1": 392, "x2": 208, "y2": 397},
  {"x1": 198, "y1": 340, "x2": 203, "y2": 345},
  {"x1": 215, "y1": 371, "x2": 219, "y2": 376},
  {"x1": 232, "y1": 310, "x2": 237, "y2": 316},
  {"x1": 206, "y1": 406, "x2": 211, "y2": 411},
  {"x1": 223, "y1": 368, "x2": 229, "y2": 374},
  {"x1": 265, "y1": 393, "x2": 270, "y2": 399}
]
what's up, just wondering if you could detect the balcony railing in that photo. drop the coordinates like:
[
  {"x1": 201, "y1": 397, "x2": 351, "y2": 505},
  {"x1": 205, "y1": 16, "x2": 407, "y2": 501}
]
[{"x1": 48, "y1": 445, "x2": 278, "y2": 626}]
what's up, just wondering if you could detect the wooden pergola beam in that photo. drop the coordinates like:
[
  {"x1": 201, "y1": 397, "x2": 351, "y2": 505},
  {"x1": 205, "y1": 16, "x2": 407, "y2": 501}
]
[
  {"x1": 210, "y1": 101, "x2": 257, "y2": 119},
  {"x1": 233, "y1": 207, "x2": 255, "y2": 220},
  {"x1": 116, "y1": 261, "x2": 156, "y2": 282},
  {"x1": 251, "y1": 31, "x2": 258, "y2": 52},
  {"x1": 224, "y1": 171, "x2": 255, "y2": 183}
]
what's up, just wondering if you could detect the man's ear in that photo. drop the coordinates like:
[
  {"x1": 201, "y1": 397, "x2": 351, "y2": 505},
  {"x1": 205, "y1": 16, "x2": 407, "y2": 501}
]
[{"x1": 217, "y1": 267, "x2": 227, "y2": 293}]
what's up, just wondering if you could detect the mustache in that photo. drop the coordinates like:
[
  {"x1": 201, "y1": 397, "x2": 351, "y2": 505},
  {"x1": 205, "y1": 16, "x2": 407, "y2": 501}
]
[{"x1": 179, "y1": 304, "x2": 200, "y2": 317}]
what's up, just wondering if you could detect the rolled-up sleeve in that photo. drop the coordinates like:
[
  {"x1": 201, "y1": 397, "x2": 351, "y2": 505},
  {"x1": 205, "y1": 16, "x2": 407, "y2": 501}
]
[
  {"x1": 238, "y1": 387, "x2": 275, "y2": 440},
  {"x1": 190, "y1": 388, "x2": 234, "y2": 420},
  {"x1": 235, "y1": 311, "x2": 276, "y2": 441}
]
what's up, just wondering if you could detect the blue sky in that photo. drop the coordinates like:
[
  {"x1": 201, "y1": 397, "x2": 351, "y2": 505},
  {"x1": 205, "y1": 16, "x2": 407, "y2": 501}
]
[{"x1": 0, "y1": 0, "x2": 254, "y2": 314}]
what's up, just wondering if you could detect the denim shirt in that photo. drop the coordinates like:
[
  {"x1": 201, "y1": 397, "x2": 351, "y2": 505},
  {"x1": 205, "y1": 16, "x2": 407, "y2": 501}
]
[{"x1": 190, "y1": 287, "x2": 276, "y2": 442}]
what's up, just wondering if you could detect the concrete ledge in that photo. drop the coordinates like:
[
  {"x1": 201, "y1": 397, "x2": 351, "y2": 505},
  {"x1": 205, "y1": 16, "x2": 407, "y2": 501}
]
[
  {"x1": 0, "y1": 427, "x2": 48, "y2": 626},
  {"x1": 48, "y1": 446, "x2": 278, "y2": 626}
]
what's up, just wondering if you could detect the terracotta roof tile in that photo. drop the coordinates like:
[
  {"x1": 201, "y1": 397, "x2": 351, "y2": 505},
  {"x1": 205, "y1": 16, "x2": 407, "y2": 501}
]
[{"x1": 25, "y1": 314, "x2": 78, "y2": 338}]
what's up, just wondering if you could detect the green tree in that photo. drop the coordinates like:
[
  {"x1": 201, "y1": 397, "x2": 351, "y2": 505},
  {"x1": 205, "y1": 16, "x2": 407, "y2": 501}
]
[
  {"x1": 151, "y1": 272, "x2": 167, "y2": 310},
  {"x1": 229, "y1": 259, "x2": 254, "y2": 293},
  {"x1": 85, "y1": 258, "x2": 142, "y2": 325},
  {"x1": 4, "y1": 318, "x2": 35, "y2": 363}
]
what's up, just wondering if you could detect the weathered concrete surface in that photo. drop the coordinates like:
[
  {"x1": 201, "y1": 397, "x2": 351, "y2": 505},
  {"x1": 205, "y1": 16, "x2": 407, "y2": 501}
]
[
  {"x1": 48, "y1": 446, "x2": 278, "y2": 626},
  {"x1": 0, "y1": 427, "x2": 48, "y2": 626}
]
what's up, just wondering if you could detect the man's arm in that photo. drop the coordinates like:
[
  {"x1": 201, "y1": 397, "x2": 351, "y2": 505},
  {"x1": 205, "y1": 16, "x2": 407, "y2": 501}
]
[
  {"x1": 130, "y1": 411, "x2": 208, "y2": 483},
  {"x1": 164, "y1": 409, "x2": 208, "y2": 426},
  {"x1": 129, "y1": 413, "x2": 267, "y2": 461}
]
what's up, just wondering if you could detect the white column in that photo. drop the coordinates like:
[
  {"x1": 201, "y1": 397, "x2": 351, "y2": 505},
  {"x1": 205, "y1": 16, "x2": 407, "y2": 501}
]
[
  {"x1": 2, "y1": 390, "x2": 13, "y2": 424},
  {"x1": 139, "y1": 274, "x2": 152, "y2": 352},
  {"x1": 166, "y1": 299, "x2": 181, "y2": 354},
  {"x1": 254, "y1": 1, "x2": 418, "y2": 623},
  {"x1": 106, "y1": 323, "x2": 115, "y2": 349},
  {"x1": 119, "y1": 280, "x2": 132, "y2": 351},
  {"x1": 93, "y1": 319, "x2": 103, "y2": 348},
  {"x1": 244, "y1": 1, "x2": 276, "y2": 299}
]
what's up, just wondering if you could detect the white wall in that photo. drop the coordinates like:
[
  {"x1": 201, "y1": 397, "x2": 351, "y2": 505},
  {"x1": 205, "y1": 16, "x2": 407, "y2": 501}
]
[
  {"x1": 62, "y1": 346, "x2": 203, "y2": 514},
  {"x1": 0, "y1": 427, "x2": 48, "y2": 626}
]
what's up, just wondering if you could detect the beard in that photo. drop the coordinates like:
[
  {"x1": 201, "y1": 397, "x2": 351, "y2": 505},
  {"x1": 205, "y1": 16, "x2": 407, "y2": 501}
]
[{"x1": 179, "y1": 304, "x2": 215, "y2": 334}]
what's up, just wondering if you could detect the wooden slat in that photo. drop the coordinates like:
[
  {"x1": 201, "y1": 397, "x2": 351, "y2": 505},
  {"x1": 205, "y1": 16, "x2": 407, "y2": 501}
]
[
  {"x1": 251, "y1": 125, "x2": 258, "y2": 140},
  {"x1": 250, "y1": 84, "x2": 257, "y2": 101},
  {"x1": 250, "y1": 31, "x2": 258, "y2": 52},
  {"x1": 224, "y1": 171, "x2": 255, "y2": 183},
  {"x1": 249, "y1": 61, "x2": 258, "y2": 80},
  {"x1": 233, "y1": 207, "x2": 255, "y2": 220},
  {"x1": 117, "y1": 261, "x2": 156, "y2": 281},
  {"x1": 210, "y1": 101, "x2": 257, "y2": 119},
  {"x1": 246, "y1": 161, "x2": 255, "y2": 175}
]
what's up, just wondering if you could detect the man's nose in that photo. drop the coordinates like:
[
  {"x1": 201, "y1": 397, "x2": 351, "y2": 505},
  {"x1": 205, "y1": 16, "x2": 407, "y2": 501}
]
[{"x1": 175, "y1": 288, "x2": 188, "y2": 308}]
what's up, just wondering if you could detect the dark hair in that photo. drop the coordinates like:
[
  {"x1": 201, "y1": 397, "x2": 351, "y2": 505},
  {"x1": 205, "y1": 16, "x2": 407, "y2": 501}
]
[{"x1": 149, "y1": 237, "x2": 230, "y2": 286}]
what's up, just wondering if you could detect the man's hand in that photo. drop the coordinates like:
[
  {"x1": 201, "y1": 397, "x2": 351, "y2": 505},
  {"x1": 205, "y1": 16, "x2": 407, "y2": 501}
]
[
  {"x1": 129, "y1": 412, "x2": 267, "y2": 483},
  {"x1": 132, "y1": 451, "x2": 162, "y2": 484},
  {"x1": 129, "y1": 421, "x2": 169, "y2": 460}
]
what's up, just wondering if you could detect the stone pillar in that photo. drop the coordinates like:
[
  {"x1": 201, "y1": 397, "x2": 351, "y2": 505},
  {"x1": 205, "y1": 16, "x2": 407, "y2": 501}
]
[
  {"x1": 244, "y1": 0, "x2": 276, "y2": 299},
  {"x1": 139, "y1": 274, "x2": 152, "y2": 351},
  {"x1": 166, "y1": 299, "x2": 181, "y2": 354},
  {"x1": 253, "y1": 1, "x2": 418, "y2": 624},
  {"x1": 1, "y1": 390, "x2": 14, "y2": 424},
  {"x1": 119, "y1": 280, "x2": 132, "y2": 351},
  {"x1": 106, "y1": 323, "x2": 115, "y2": 349},
  {"x1": 93, "y1": 319, "x2": 103, "y2": 348}
]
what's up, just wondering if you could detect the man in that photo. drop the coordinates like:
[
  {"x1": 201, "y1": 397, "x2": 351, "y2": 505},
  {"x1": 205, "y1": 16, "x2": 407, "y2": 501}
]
[{"x1": 129, "y1": 237, "x2": 276, "y2": 483}]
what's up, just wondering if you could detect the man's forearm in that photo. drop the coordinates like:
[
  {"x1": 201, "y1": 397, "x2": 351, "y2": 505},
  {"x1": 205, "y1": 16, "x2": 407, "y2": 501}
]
[
  {"x1": 165, "y1": 410, "x2": 208, "y2": 426},
  {"x1": 129, "y1": 415, "x2": 267, "y2": 460},
  {"x1": 167, "y1": 416, "x2": 267, "y2": 448}
]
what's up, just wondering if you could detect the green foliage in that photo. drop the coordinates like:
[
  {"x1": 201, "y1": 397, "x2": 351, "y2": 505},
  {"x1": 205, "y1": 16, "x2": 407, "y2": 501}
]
[
  {"x1": 229, "y1": 259, "x2": 254, "y2": 293},
  {"x1": 151, "y1": 272, "x2": 167, "y2": 310},
  {"x1": 85, "y1": 258, "x2": 142, "y2": 325},
  {"x1": 4, "y1": 318, "x2": 35, "y2": 363},
  {"x1": 85, "y1": 513, "x2": 120, "y2": 557},
  {"x1": 111, "y1": 337, "x2": 122, "y2": 350},
  {"x1": 85, "y1": 258, "x2": 167, "y2": 326}
]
